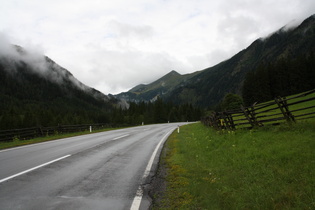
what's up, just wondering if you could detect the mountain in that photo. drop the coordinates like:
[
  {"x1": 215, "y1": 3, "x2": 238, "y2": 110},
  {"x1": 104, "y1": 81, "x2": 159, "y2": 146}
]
[
  {"x1": 0, "y1": 44, "x2": 120, "y2": 129},
  {"x1": 114, "y1": 70, "x2": 201, "y2": 103},
  {"x1": 114, "y1": 14, "x2": 315, "y2": 107}
]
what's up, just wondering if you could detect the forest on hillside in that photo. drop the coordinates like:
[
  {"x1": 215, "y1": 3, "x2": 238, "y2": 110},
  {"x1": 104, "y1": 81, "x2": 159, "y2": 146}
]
[
  {"x1": 0, "y1": 89, "x2": 202, "y2": 130},
  {"x1": 242, "y1": 52, "x2": 315, "y2": 106},
  {"x1": 111, "y1": 98, "x2": 202, "y2": 126},
  {"x1": 0, "y1": 57, "x2": 203, "y2": 130}
]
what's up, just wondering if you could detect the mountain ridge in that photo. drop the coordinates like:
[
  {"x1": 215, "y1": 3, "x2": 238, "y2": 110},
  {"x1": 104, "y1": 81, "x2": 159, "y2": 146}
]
[
  {"x1": 114, "y1": 14, "x2": 315, "y2": 107},
  {"x1": 114, "y1": 69, "x2": 202, "y2": 102},
  {"x1": 0, "y1": 44, "x2": 121, "y2": 129}
]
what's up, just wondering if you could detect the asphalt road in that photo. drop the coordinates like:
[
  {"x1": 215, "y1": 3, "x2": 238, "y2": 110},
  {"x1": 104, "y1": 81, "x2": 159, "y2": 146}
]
[{"x1": 0, "y1": 123, "x2": 188, "y2": 210}]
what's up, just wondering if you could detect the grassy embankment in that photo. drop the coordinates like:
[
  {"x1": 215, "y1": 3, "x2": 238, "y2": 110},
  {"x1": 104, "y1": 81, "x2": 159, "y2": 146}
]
[
  {"x1": 0, "y1": 127, "x2": 121, "y2": 150},
  {"x1": 153, "y1": 122, "x2": 315, "y2": 209},
  {"x1": 234, "y1": 91, "x2": 315, "y2": 129}
]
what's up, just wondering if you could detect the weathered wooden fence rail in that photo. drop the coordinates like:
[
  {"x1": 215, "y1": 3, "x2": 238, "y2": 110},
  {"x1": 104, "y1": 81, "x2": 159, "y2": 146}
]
[
  {"x1": 202, "y1": 89, "x2": 315, "y2": 130},
  {"x1": 0, "y1": 123, "x2": 114, "y2": 142}
]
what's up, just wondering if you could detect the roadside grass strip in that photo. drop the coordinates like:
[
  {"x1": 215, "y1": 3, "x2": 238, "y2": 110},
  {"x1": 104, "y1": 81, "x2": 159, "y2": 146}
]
[
  {"x1": 153, "y1": 122, "x2": 315, "y2": 209},
  {"x1": 0, "y1": 127, "x2": 124, "y2": 150}
]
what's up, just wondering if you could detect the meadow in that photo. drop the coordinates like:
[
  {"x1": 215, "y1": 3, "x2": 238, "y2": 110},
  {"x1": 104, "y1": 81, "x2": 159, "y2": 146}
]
[
  {"x1": 232, "y1": 90, "x2": 315, "y2": 129},
  {"x1": 152, "y1": 122, "x2": 315, "y2": 209}
]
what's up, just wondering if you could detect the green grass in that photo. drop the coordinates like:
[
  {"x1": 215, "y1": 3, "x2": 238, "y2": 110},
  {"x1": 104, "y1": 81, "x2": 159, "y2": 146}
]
[
  {"x1": 153, "y1": 122, "x2": 315, "y2": 209},
  {"x1": 0, "y1": 127, "x2": 123, "y2": 150},
  {"x1": 232, "y1": 91, "x2": 315, "y2": 129}
]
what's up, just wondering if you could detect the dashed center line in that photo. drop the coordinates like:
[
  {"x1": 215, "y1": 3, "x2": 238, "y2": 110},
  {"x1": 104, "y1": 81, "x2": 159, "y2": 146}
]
[{"x1": 112, "y1": 134, "x2": 130, "y2": 140}]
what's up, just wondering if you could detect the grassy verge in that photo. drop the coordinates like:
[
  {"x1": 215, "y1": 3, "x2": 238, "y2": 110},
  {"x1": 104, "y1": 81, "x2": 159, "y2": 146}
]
[
  {"x1": 153, "y1": 122, "x2": 315, "y2": 209},
  {"x1": 0, "y1": 127, "x2": 123, "y2": 150},
  {"x1": 233, "y1": 91, "x2": 315, "y2": 129}
]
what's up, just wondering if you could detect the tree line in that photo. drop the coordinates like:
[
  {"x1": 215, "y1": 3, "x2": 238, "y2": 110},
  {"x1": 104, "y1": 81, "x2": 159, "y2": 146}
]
[
  {"x1": 111, "y1": 98, "x2": 202, "y2": 126},
  {"x1": 0, "y1": 97, "x2": 203, "y2": 130},
  {"x1": 0, "y1": 58, "x2": 203, "y2": 130}
]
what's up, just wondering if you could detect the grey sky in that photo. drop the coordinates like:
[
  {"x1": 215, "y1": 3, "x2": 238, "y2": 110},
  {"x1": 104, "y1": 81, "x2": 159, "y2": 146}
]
[{"x1": 1, "y1": 0, "x2": 314, "y2": 94}]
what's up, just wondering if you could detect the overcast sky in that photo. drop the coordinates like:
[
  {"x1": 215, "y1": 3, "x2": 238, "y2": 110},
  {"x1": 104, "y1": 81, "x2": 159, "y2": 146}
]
[{"x1": 1, "y1": 0, "x2": 314, "y2": 94}]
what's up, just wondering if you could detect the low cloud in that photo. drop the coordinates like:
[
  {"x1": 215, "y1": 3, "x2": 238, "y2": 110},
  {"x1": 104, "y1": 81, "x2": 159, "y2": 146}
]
[
  {"x1": 0, "y1": 33, "x2": 92, "y2": 93},
  {"x1": 1, "y1": 0, "x2": 314, "y2": 95},
  {"x1": 73, "y1": 46, "x2": 187, "y2": 94},
  {"x1": 109, "y1": 20, "x2": 155, "y2": 40},
  {"x1": 0, "y1": 33, "x2": 48, "y2": 75}
]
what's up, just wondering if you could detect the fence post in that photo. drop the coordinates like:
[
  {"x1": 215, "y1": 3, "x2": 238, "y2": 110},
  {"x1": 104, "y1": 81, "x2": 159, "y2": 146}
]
[
  {"x1": 213, "y1": 112, "x2": 221, "y2": 130},
  {"x1": 58, "y1": 124, "x2": 62, "y2": 134},
  {"x1": 275, "y1": 96, "x2": 295, "y2": 123},
  {"x1": 222, "y1": 111, "x2": 235, "y2": 130},
  {"x1": 37, "y1": 126, "x2": 44, "y2": 137},
  {"x1": 241, "y1": 104, "x2": 260, "y2": 128}
]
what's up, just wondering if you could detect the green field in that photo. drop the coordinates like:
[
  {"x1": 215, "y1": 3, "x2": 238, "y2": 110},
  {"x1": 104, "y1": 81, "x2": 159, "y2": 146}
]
[
  {"x1": 152, "y1": 122, "x2": 315, "y2": 209},
  {"x1": 232, "y1": 91, "x2": 315, "y2": 129}
]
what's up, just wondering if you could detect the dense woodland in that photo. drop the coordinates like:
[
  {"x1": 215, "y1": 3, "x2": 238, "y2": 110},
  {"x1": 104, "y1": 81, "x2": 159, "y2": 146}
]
[
  {"x1": 0, "y1": 97, "x2": 202, "y2": 130},
  {"x1": 111, "y1": 98, "x2": 202, "y2": 126},
  {"x1": 0, "y1": 58, "x2": 202, "y2": 129},
  {"x1": 0, "y1": 58, "x2": 202, "y2": 130},
  {"x1": 242, "y1": 52, "x2": 315, "y2": 106}
]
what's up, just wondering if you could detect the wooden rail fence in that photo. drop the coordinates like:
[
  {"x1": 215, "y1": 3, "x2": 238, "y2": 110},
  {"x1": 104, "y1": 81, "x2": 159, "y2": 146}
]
[
  {"x1": 202, "y1": 89, "x2": 315, "y2": 130},
  {"x1": 0, "y1": 123, "x2": 114, "y2": 142}
]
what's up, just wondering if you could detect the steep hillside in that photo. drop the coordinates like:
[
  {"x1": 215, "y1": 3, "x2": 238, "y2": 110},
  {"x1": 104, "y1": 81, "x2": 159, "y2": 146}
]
[
  {"x1": 115, "y1": 14, "x2": 315, "y2": 107},
  {"x1": 0, "y1": 45, "x2": 119, "y2": 129},
  {"x1": 167, "y1": 14, "x2": 315, "y2": 107}
]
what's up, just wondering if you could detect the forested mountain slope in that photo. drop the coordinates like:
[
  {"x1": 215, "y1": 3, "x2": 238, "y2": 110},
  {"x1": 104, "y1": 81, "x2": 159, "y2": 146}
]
[
  {"x1": 167, "y1": 14, "x2": 315, "y2": 107},
  {"x1": 114, "y1": 70, "x2": 201, "y2": 103},
  {"x1": 115, "y1": 14, "x2": 315, "y2": 107},
  {"x1": 0, "y1": 45, "x2": 118, "y2": 129}
]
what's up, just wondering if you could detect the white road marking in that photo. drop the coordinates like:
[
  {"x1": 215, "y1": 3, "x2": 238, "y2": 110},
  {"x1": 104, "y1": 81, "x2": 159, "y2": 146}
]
[
  {"x1": 113, "y1": 134, "x2": 130, "y2": 140},
  {"x1": 130, "y1": 128, "x2": 176, "y2": 210},
  {"x1": 0, "y1": 154, "x2": 71, "y2": 184}
]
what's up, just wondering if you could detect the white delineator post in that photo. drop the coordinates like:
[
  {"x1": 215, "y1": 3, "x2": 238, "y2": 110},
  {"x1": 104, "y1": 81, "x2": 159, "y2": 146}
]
[{"x1": 89, "y1": 126, "x2": 92, "y2": 133}]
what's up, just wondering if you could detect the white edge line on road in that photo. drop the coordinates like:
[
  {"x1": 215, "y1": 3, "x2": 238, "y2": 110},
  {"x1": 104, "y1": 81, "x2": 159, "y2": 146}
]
[
  {"x1": 113, "y1": 134, "x2": 130, "y2": 140},
  {"x1": 0, "y1": 154, "x2": 71, "y2": 184},
  {"x1": 130, "y1": 127, "x2": 176, "y2": 210}
]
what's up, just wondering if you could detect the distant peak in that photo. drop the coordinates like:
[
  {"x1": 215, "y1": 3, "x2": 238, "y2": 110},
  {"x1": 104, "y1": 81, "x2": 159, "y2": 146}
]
[{"x1": 169, "y1": 70, "x2": 180, "y2": 75}]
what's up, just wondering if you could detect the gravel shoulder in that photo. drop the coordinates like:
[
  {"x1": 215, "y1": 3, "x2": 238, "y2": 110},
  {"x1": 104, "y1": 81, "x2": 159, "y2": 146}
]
[{"x1": 148, "y1": 143, "x2": 169, "y2": 209}]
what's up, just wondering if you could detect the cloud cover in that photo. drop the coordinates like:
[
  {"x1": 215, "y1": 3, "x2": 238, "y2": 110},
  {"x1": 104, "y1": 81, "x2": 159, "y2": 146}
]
[{"x1": 1, "y1": 0, "x2": 315, "y2": 94}]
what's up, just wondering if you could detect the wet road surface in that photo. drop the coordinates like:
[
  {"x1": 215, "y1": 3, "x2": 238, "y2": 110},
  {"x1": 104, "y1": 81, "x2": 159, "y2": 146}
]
[{"x1": 0, "y1": 123, "x2": 188, "y2": 210}]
